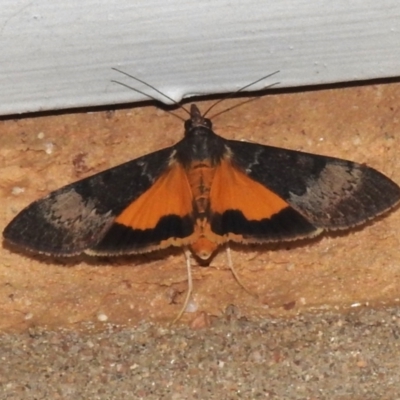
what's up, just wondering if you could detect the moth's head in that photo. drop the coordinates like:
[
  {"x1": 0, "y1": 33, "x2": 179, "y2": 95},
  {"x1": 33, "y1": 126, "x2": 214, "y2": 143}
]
[{"x1": 184, "y1": 104, "x2": 212, "y2": 133}]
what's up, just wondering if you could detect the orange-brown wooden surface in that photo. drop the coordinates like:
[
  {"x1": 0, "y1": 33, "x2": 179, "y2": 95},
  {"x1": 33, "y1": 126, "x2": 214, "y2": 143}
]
[{"x1": 1, "y1": 83, "x2": 400, "y2": 331}]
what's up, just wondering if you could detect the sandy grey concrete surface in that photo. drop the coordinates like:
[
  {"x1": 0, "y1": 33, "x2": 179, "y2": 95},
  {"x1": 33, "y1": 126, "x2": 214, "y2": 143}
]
[{"x1": 1, "y1": 307, "x2": 400, "y2": 399}]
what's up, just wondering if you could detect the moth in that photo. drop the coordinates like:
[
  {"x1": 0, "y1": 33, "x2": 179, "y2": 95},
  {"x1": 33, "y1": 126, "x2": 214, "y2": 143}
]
[{"x1": 4, "y1": 104, "x2": 400, "y2": 263}]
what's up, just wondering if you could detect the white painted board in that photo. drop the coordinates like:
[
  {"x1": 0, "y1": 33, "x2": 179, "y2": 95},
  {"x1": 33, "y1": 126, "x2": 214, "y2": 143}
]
[{"x1": 0, "y1": 0, "x2": 399, "y2": 116}]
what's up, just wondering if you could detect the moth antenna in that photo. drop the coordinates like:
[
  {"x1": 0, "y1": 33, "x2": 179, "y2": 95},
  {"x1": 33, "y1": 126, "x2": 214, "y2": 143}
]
[
  {"x1": 226, "y1": 245, "x2": 258, "y2": 298},
  {"x1": 203, "y1": 70, "x2": 280, "y2": 118},
  {"x1": 171, "y1": 249, "x2": 194, "y2": 324},
  {"x1": 208, "y1": 97, "x2": 259, "y2": 120},
  {"x1": 112, "y1": 67, "x2": 191, "y2": 119}
]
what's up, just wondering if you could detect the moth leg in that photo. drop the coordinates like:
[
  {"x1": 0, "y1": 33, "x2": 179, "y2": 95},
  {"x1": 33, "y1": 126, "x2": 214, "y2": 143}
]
[
  {"x1": 172, "y1": 248, "x2": 194, "y2": 324},
  {"x1": 226, "y1": 245, "x2": 258, "y2": 298}
]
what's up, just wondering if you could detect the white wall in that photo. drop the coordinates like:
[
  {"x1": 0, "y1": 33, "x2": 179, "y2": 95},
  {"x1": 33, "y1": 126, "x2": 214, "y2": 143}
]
[{"x1": 1, "y1": 0, "x2": 399, "y2": 115}]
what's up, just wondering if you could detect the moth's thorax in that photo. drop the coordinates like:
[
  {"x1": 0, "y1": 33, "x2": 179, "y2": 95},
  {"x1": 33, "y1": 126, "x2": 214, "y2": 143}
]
[
  {"x1": 178, "y1": 105, "x2": 227, "y2": 167},
  {"x1": 177, "y1": 126, "x2": 226, "y2": 167}
]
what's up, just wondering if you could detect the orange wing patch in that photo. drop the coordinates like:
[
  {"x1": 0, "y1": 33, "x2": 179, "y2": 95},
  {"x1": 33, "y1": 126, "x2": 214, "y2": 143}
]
[
  {"x1": 115, "y1": 163, "x2": 193, "y2": 230},
  {"x1": 210, "y1": 159, "x2": 289, "y2": 220}
]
